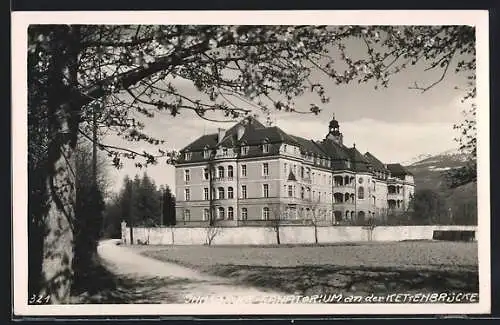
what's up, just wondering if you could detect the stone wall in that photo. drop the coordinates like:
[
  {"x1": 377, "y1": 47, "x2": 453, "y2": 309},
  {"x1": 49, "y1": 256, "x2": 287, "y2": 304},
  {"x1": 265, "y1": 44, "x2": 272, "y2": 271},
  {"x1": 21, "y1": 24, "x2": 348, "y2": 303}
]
[{"x1": 121, "y1": 222, "x2": 477, "y2": 246}]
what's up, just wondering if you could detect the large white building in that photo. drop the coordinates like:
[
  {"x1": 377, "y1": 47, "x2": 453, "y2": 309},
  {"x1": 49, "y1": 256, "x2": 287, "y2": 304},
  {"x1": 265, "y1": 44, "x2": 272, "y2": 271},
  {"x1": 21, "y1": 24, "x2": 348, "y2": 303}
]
[{"x1": 175, "y1": 115, "x2": 415, "y2": 226}]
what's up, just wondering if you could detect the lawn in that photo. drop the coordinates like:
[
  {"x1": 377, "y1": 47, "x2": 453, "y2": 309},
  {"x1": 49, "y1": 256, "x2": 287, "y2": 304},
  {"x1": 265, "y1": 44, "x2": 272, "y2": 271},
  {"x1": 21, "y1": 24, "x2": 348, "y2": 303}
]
[{"x1": 130, "y1": 241, "x2": 479, "y2": 297}]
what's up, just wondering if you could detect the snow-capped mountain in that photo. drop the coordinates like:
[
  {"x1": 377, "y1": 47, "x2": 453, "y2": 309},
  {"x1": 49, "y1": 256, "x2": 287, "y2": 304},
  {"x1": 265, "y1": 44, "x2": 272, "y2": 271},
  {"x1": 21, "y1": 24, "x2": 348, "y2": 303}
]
[
  {"x1": 403, "y1": 148, "x2": 477, "y2": 224},
  {"x1": 401, "y1": 153, "x2": 433, "y2": 167},
  {"x1": 403, "y1": 148, "x2": 472, "y2": 190}
]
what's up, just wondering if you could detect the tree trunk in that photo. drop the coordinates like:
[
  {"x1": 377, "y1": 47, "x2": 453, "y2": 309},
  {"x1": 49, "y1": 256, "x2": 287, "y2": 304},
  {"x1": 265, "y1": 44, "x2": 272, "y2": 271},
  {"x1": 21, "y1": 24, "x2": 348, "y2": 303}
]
[
  {"x1": 36, "y1": 25, "x2": 81, "y2": 303},
  {"x1": 39, "y1": 140, "x2": 76, "y2": 304}
]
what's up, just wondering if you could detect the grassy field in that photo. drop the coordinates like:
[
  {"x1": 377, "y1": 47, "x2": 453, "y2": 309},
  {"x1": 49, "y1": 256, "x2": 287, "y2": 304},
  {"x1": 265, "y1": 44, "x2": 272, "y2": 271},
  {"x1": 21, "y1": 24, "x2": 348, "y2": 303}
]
[{"x1": 131, "y1": 241, "x2": 479, "y2": 297}]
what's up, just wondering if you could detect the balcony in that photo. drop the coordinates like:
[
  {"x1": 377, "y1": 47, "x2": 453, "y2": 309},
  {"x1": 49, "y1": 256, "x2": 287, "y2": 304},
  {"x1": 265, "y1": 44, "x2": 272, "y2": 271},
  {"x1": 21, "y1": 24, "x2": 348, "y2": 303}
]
[
  {"x1": 332, "y1": 202, "x2": 355, "y2": 209},
  {"x1": 333, "y1": 184, "x2": 355, "y2": 192},
  {"x1": 212, "y1": 177, "x2": 235, "y2": 183},
  {"x1": 387, "y1": 193, "x2": 403, "y2": 200}
]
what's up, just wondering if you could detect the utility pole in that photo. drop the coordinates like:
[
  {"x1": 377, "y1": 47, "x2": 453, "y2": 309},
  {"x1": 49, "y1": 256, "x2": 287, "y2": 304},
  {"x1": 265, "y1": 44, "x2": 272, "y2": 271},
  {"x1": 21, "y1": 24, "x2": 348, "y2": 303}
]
[
  {"x1": 92, "y1": 101, "x2": 98, "y2": 185},
  {"x1": 160, "y1": 187, "x2": 164, "y2": 226}
]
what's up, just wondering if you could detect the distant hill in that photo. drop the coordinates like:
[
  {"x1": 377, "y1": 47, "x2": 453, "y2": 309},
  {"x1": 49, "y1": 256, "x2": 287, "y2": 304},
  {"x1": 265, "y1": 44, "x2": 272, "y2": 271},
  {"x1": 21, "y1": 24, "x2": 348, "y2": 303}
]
[
  {"x1": 403, "y1": 149, "x2": 477, "y2": 224},
  {"x1": 404, "y1": 149, "x2": 470, "y2": 191}
]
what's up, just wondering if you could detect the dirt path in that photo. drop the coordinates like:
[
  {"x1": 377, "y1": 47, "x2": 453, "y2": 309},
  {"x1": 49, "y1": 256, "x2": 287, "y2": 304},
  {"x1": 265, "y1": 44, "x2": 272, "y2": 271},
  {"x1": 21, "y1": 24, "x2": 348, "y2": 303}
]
[{"x1": 96, "y1": 239, "x2": 284, "y2": 304}]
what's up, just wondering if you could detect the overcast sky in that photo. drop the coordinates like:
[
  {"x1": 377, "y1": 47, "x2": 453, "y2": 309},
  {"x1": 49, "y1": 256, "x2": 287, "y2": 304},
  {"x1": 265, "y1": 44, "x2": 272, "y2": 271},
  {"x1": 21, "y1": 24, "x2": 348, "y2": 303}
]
[{"x1": 101, "y1": 31, "x2": 473, "y2": 194}]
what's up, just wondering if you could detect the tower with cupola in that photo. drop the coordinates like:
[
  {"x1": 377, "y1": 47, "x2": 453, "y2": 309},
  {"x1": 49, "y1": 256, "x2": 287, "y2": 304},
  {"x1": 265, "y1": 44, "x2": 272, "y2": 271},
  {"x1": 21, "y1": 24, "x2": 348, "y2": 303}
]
[{"x1": 326, "y1": 113, "x2": 343, "y2": 145}]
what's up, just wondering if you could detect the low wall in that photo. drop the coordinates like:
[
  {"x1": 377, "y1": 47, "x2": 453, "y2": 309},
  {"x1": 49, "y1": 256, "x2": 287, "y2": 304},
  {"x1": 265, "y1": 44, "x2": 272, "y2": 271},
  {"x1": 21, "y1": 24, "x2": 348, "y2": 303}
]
[{"x1": 121, "y1": 222, "x2": 477, "y2": 246}]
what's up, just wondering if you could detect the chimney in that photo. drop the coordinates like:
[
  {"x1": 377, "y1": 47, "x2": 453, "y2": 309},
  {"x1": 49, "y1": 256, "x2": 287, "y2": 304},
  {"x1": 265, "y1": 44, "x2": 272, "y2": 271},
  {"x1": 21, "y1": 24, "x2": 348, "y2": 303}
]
[
  {"x1": 217, "y1": 128, "x2": 226, "y2": 143},
  {"x1": 237, "y1": 125, "x2": 245, "y2": 140}
]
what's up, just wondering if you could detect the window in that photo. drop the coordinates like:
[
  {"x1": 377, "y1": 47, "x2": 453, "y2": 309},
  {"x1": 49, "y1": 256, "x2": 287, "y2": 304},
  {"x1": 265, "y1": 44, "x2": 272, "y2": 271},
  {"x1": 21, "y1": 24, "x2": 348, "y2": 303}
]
[
  {"x1": 184, "y1": 188, "x2": 190, "y2": 201},
  {"x1": 203, "y1": 208, "x2": 209, "y2": 221},
  {"x1": 358, "y1": 186, "x2": 365, "y2": 199},
  {"x1": 241, "y1": 185, "x2": 247, "y2": 199},
  {"x1": 241, "y1": 208, "x2": 248, "y2": 220},
  {"x1": 217, "y1": 166, "x2": 225, "y2": 178},
  {"x1": 300, "y1": 166, "x2": 304, "y2": 178},
  {"x1": 241, "y1": 164, "x2": 247, "y2": 177},
  {"x1": 372, "y1": 180, "x2": 376, "y2": 191},
  {"x1": 184, "y1": 152, "x2": 192, "y2": 160},
  {"x1": 283, "y1": 144, "x2": 287, "y2": 152},
  {"x1": 184, "y1": 169, "x2": 190, "y2": 182},
  {"x1": 183, "y1": 209, "x2": 191, "y2": 221},
  {"x1": 358, "y1": 177, "x2": 363, "y2": 184},
  {"x1": 262, "y1": 142, "x2": 270, "y2": 153},
  {"x1": 263, "y1": 163, "x2": 269, "y2": 176},
  {"x1": 263, "y1": 207, "x2": 270, "y2": 220},
  {"x1": 263, "y1": 184, "x2": 269, "y2": 198},
  {"x1": 218, "y1": 187, "x2": 225, "y2": 199},
  {"x1": 204, "y1": 187, "x2": 209, "y2": 200},
  {"x1": 218, "y1": 207, "x2": 225, "y2": 220},
  {"x1": 228, "y1": 207, "x2": 234, "y2": 220},
  {"x1": 241, "y1": 145, "x2": 249, "y2": 155},
  {"x1": 222, "y1": 148, "x2": 228, "y2": 156},
  {"x1": 288, "y1": 185, "x2": 293, "y2": 197},
  {"x1": 301, "y1": 187, "x2": 305, "y2": 199},
  {"x1": 203, "y1": 168, "x2": 209, "y2": 180},
  {"x1": 228, "y1": 165, "x2": 234, "y2": 178},
  {"x1": 228, "y1": 187, "x2": 234, "y2": 199},
  {"x1": 204, "y1": 149, "x2": 210, "y2": 159}
]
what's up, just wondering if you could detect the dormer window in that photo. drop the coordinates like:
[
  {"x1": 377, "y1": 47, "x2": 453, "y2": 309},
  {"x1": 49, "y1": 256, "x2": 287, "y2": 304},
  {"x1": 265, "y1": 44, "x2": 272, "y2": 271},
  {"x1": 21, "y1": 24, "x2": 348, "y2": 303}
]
[
  {"x1": 222, "y1": 148, "x2": 228, "y2": 156},
  {"x1": 203, "y1": 147, "x2": 210, "y2": 159},
  {"x1": 184, "y1": 151, "x2": 192, "y2": 161},
  {"x1": 262, "y1": 140, "x2": 270, "y2": 153},
  {"x1": 241, "y1": 143, "x2": 249, "y2": 156},
  {"x1": 283, "y1": 144, "x2": 287, "y2": 152}
]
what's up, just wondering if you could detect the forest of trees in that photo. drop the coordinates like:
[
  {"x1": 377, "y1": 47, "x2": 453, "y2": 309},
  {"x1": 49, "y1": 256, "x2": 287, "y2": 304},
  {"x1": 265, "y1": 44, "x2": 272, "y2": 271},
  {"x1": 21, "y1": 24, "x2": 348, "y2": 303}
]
[
  {"x1": 383, "y1": 188, "x2": 477, "y2": 226},
  {"x1": 101, "y1": 174, "x2": 176, "y2": 239}
]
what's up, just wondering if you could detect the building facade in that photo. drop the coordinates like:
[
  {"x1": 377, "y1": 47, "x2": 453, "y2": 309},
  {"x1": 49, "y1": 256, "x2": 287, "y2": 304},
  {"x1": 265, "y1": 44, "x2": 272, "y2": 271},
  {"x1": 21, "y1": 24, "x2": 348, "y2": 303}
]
[{"x1": 175, "y1": 115, "x2": 415, "y2": 226}]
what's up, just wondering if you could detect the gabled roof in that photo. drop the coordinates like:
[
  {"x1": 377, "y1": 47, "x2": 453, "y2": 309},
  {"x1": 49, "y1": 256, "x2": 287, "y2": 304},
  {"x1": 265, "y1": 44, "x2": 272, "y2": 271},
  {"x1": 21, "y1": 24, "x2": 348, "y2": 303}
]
[
  {"x1": 237, "y1": 127, "x2": 296, "y2": 146},
  {"x1": 387, "y1": 163, "x2": 413, "y2": 177},
  {"x1": 347, "y1": 147, "x2": 371, "y2": 172},
  {"x1": 177, "y1": 116, "x2": 392, "y2": 172},
  {"x1": 218, "y1": 116, "x2": 267, "y2": 146},
  {"x1": 183, "y1": 134, "x2": 218, "y2": 151},
  {"x1": 364, "y1": 152, "x2": 388, "y2": 172},
  {"x1": 317, "y1": 139, "x2": 351, "y2": 160},
  {"x1": 290, "y1": 135, "x2": 326, "y2": 157}
]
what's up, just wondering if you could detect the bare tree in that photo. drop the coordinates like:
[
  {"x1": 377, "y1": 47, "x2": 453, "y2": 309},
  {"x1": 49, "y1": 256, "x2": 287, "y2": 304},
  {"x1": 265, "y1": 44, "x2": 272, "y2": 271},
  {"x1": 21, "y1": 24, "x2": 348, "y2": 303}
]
[
  {"x1": 267, "y1": 204, "x2": 285, "y2": 245},
  {"x1": 205, "y1": 221, "x2": 224, "y2": 246},
  {"x1": 169, "y1": 225, "x2": 175, "y2": 245},
  {"x1": 305, "y1": 198, "x2": 322, "y2": 245}
]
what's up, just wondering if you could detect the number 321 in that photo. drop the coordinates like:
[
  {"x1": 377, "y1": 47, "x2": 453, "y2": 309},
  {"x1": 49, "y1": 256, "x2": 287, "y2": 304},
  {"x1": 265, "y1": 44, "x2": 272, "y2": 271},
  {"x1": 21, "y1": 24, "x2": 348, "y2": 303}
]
[{"x1": 29, "y1": 294, "x2": 51, "y2": 304}]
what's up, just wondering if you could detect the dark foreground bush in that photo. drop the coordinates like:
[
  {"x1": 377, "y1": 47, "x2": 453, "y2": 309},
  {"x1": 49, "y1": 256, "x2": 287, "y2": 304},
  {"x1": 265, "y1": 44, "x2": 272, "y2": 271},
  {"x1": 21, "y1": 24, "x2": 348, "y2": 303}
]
[{"x1": 433, "y1": 230, "x2": 476, "y2": 242}]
